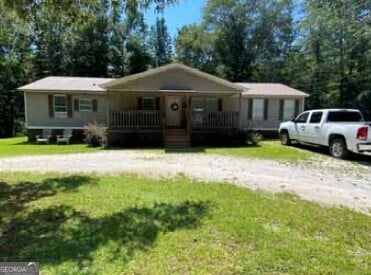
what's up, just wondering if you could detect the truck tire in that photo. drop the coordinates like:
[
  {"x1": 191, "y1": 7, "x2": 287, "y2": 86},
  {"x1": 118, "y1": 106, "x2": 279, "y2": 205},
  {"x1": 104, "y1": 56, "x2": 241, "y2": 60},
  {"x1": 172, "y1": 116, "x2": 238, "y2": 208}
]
[
  {"x1": 329, "y1": 138, "x2": 350, "y2": 159},
  {"x1": 280, "y1": 131, "x2": 291, "y2": 146}
]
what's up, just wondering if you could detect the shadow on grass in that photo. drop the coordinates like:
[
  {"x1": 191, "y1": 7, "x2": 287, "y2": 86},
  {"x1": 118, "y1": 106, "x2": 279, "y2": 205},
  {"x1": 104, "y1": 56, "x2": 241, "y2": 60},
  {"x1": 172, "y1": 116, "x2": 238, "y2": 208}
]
[
  {"x1": 0, "y1": 175, "x2": 96, "y2": 214},
  {"x1": 0, "y1": 175, "x2": 210, "y2": 272}
]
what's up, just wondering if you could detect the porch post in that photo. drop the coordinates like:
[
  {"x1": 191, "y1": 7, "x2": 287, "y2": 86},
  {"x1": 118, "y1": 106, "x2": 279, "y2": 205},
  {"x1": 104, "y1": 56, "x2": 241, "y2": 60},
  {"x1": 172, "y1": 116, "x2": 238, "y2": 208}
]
[
  {"x1": 161, "y1": 94, "x2": 166, "y2": 129},
  {"x1": 238, "y1": 92, "x2": 242, "y2": 130},
  {"x1": 107, "y1": 91, "x2": 110, "y2": 128},
  {"x1": 186, "y1": 94, "x2": 191, "y2": 137}
]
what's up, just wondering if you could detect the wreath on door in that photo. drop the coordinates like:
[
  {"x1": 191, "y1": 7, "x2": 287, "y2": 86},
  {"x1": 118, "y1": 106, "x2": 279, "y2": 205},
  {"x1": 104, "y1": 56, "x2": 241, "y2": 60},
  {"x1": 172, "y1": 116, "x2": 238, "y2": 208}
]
[{"x1": 170, "y1": 102, "x2": 179, "y2": 111}]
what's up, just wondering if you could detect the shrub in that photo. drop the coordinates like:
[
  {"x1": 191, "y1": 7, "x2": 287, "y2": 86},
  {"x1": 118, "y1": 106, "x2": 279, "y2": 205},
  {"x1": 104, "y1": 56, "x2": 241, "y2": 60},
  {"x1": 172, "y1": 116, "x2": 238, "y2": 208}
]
[
  {"x1": 84, "y1": 121, "x2": 107, "y2": 147},
  {"x1": 241, "y1": 129, "x2": 263, "y2": 145},
  {"x1": 247, "y1": 131, "x2": 264, "y2": 145}
]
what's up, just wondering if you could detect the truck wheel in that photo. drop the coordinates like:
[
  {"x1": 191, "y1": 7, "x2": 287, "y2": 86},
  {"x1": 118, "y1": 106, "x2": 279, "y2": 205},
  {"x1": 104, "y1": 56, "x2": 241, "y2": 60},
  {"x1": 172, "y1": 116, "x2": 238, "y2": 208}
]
[
  {"x1": 280, "y1": 131, "x2": 291, "y2": 146},
  {"x1": 329, "y1": 138, "x2": 350, "y2": 159}
]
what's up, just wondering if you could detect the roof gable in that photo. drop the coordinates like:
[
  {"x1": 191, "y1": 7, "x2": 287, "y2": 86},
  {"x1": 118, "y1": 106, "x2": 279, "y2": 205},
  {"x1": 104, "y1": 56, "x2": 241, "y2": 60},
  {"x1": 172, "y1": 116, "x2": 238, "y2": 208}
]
[{"x1": 102, "y1": 63, "x2": 243, "y2": 93}]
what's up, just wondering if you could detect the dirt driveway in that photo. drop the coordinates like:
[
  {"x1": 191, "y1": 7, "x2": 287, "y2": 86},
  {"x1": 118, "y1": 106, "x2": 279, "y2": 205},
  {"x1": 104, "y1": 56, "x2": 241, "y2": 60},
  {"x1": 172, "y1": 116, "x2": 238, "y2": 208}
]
[{"x1": 0, "y1": 150, "x2": 370, "y2": 214}]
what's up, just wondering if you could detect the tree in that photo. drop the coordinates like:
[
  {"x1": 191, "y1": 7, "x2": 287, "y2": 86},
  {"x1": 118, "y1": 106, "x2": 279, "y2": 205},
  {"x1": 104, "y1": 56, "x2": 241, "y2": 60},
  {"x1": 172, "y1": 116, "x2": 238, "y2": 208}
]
[
  {"x1": 175, "y1": 0, "x2": 296, "y2": 82},
  {"x1": 149, "y1": 17, "x2": 173, "y2": 67},
  {"x1": 0, "y1": 2, "x2": 32, "y2": 137},
  {"x1": 0, "y1": 0, "x2": 179, "y2": 137},
  {"x1": 297, "y1": 0, "x2": 371, "y2": 109}
]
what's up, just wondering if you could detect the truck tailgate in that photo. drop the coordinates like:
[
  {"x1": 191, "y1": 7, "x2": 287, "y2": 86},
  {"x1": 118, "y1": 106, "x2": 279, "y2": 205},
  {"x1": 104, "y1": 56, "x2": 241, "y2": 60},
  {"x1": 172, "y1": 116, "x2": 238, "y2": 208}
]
[{"x1": 358, "y1": 123, "x2": 371, "y2": 152}]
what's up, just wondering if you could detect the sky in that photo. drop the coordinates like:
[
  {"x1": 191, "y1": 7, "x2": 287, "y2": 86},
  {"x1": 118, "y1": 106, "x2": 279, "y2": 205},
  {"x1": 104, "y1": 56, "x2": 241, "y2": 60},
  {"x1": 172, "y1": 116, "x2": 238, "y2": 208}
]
[{"x1": 144, "y1": 0, "x2": 206, "y2": 39}]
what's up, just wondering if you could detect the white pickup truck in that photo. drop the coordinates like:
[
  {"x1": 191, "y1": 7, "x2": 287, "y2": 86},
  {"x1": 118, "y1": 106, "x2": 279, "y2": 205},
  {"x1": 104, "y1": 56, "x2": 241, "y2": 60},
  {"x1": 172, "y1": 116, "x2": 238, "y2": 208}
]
[{"x1": 279, "y1": 109, "x2": 371, "y2": 159}]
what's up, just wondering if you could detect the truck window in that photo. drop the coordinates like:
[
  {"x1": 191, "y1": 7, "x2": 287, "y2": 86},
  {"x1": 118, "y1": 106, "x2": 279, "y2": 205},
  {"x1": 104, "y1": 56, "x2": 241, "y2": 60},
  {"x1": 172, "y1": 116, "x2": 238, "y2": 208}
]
[
  {"x1": 295, "y1": 112, "x2": 309, "y2": 123},
  {"x1": 309, "y1": 112, "x2": 323, "y2": 123},
  {"x1": 327, "y1": 111, "x2": 363, "y2": 122}
]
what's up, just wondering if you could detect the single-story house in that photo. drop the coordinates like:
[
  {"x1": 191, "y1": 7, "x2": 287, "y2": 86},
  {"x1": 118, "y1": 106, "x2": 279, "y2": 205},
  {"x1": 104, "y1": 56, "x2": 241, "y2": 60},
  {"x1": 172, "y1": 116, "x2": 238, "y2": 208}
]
[{"x1": 18, "y1": 63, "x2": 309, "y2": 146}]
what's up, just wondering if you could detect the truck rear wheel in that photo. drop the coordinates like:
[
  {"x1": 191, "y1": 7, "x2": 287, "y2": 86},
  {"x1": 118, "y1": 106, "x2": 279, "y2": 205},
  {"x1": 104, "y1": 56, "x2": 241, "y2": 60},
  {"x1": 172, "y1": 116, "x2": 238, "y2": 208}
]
[
  {"x1": 280, "y1": 131, "x2": 291, "y2": 146},
  {"x1": 329, "y1": 138, "x2": 350, "y2": 159}
]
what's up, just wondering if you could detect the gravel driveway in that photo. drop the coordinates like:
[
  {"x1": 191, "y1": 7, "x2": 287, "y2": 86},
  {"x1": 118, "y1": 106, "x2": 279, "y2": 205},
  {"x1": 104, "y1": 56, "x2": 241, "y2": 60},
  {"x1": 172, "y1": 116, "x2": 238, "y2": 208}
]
[{"x1": 1, "y1": 150, "x2": 370, "y2": 214}]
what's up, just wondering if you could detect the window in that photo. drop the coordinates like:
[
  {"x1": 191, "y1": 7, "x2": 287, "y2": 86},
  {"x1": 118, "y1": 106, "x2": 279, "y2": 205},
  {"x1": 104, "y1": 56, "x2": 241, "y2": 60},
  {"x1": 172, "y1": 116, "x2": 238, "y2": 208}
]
[
  {"x1": 191, "y1": 97, "x2": 218, "y2": 111},
  {"x1": 79, "y1": 99, "x2": 93, "y2": 112},
  {"x1": 142, "y1": 97, "x2": 156, "y2": 110},
  {"x1": 191, "y1": 98, "x2": 204, "y2": 110},
  {"x1": 327, "y1": 111, "x2": 363, "y2": 122},
  {"x1": 54, "y1": 95, "x2": 67, "y2": 118},
  {"x1": 252, "y1": 99, "x2": 264, "y2": 120},
  {"x1": 310, "y1": 112, "x2": 323, "y2": 123},
  {"x1": 295, "y1": 112, "x2": 309, "y2": 123},
  {"x1": 283, "y1": 100, "x2": 295, "y2": 120},
  {"x1": 205, "y1": 98, "x2": 218, "y2": 111}
]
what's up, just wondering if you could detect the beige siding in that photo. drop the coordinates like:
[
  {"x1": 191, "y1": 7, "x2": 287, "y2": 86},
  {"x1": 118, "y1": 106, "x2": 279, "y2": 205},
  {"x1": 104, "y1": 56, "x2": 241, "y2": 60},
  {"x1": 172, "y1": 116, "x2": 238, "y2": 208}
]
[
  {"x1": 245, "y1": 97, "x2": 305, "y2": 130},
  {"x1": 110, "y1": 69, "x2": 238, "y2": 92},
  {"x1": 222, "y1": 97, "x2": 305, "y2": 130},
  {"x1": 25, "y1": 92, "x2": 108, "y2": 128}
]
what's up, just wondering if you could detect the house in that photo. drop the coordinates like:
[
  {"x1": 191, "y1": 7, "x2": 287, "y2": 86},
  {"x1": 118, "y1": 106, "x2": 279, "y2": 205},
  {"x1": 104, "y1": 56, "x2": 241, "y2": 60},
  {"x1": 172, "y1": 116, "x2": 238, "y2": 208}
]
[{"x1": 18, "y1": 63, "x2": 309, "y2": 146}]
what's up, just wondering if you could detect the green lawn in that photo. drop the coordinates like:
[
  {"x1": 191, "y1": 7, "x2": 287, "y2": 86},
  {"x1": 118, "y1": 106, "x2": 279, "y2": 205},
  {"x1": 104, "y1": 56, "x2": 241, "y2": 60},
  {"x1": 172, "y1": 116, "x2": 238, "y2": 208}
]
[
  {"x1": 0, "y1": 136, "x2": 310, "y2": 161},
  {"x1": 204, "y1": 141, "x2": 310, "y2": 161},
  {"x1": 0, "y1": 136, "x2": 101, "y2": 158},
  {"x1": 0, "y1": 173, "x2": 369, "y2": 274}
]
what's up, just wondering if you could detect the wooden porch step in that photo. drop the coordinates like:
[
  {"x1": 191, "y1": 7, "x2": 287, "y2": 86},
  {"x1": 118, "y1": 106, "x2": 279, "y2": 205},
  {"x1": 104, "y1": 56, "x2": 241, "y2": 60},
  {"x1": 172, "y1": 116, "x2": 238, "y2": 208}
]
[{"x1": 164, "y1": 129, "x2": 190, "y2": 148}]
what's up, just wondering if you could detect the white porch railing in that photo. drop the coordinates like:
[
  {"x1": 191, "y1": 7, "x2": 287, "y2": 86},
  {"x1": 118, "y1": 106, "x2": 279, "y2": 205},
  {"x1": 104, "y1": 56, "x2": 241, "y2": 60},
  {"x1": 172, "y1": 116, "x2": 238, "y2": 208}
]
[
  {"x1": 188, "y1": 111, "x2": 239, "y2": 128},
  {"x1": 109, "y1": 110, "x2": 161, "y2": 128}
]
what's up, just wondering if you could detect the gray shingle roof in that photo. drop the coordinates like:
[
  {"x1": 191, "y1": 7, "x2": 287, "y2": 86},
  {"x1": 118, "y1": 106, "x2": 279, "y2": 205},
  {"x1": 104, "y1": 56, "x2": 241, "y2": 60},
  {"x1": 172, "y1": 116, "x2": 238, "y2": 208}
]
[
  {"x1": 18, "y1": 76, "x2": 114, "y2": 92},
  {"x1": 236, "y1": 83, "x2": 309, "y2": 97}
]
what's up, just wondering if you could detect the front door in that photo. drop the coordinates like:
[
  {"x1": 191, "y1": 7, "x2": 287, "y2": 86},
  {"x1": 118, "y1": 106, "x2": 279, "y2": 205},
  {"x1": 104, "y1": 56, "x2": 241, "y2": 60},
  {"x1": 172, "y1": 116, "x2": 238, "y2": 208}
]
[{"x1": 166, "y1": 95, "x2": 183, "y2": 127}]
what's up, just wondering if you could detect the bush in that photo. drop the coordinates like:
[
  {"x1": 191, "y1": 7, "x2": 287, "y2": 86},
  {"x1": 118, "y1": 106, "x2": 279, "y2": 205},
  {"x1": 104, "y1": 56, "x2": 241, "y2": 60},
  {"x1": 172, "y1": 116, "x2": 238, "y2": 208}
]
[
  {"x1": 241, "y1": 129, "x2": 263, "y2": 145},
  {"x1": 84, "y1": 121, "x2": 107, "y2": 147}
]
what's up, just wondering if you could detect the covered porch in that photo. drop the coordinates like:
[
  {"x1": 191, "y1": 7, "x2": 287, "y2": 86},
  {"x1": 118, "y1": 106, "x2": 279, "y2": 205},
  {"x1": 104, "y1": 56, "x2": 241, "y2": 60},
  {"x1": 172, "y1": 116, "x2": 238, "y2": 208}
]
[
  {"x1": 107, "y1": 92, "x2": 241, "y2": 131},
  {"x1": 102, "y1": 63, "x2": 244, "y2": 146}
]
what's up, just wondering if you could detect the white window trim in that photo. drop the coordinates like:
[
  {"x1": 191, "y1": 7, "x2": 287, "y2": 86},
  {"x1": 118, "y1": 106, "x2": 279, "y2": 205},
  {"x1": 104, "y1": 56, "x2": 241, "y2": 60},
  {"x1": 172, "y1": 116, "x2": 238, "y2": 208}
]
[
  {"x1": 79, "y1": 98, "x2": 93, "y2": 112},
  {"x1": 54, "y1": 94, "x2": 67, "y2": 118},
  {"x1": 252, "y1": 99, "x2": 264, "y2": 120}
]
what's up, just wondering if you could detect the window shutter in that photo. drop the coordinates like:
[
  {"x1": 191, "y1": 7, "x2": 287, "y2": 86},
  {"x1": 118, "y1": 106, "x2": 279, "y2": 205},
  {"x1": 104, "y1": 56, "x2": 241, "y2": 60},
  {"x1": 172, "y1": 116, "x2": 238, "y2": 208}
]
[
  {"x1": 67, "y1": 95, "x2": 73, "y2": 118},
  {"x1": 264, "y1": 99, "x2": 269, "y2": 120},
  {"x1": 137, "y1": 97, "x2": 143, "y2": 110},
  {"x1": 279, "y1": 99, "x2": 284, "y2": 120},
  {"x1": 294, "y1": 99, "x2": 300, "y2": 117},
  {"x1": 247, "y1": 99, "x2": 253, "y2": 120},
  {"x1": 218, "y1": 98, "x2": 223, "y2": 112},
  {"x1": 48, "y1": 94, "x2": 54, "y2": 118},
  {"x1": 155, "y1": 97, "x2": 160, "y2": 110},
  {"x1": 74, "y1": 99, "x2": 79, "y2": 111},
  {"x1": 92, "y1": 99, "x2": 98, "y2": 112}
]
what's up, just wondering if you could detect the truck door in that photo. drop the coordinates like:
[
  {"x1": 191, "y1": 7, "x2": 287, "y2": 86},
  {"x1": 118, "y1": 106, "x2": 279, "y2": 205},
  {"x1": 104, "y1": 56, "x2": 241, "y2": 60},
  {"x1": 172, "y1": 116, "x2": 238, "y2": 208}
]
[
  {"x1": 291, "y1": 112, "x2": 310, "y2": 141},
  {"x1": 306, "y1": 111, "x2": 324, "y2": 144}
]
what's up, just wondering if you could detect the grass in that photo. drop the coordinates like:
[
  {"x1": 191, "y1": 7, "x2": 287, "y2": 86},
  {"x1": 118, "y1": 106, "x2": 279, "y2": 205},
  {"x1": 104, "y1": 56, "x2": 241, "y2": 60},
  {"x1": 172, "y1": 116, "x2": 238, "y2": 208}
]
[
  {"x1": 204, "y1": 141, "x2": 310, "y2": 161},
  {"x1": 0, "y1": 172, "x2": 369, "y2": 274},
  {"x1": 0, "y1": 136, "x2": 310, "y2": 161},
  {"x1": 0, "y1": 136, "x2": 101, "y2": 158}
]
